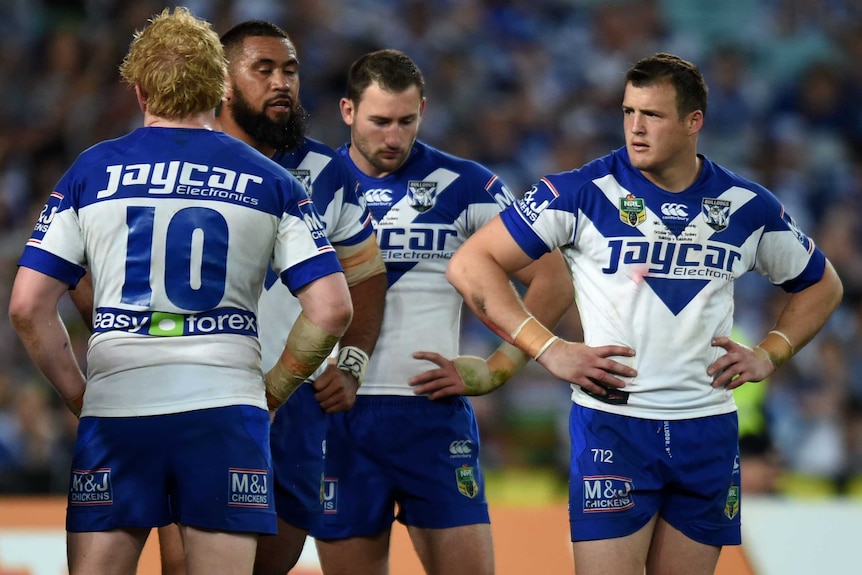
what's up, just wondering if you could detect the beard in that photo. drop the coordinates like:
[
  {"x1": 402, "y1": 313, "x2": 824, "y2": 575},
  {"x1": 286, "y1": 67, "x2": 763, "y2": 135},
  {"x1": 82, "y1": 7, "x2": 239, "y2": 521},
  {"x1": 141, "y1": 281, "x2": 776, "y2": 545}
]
[{"x1": 228, "y1": 86, "x2": 309, "y2": 151}]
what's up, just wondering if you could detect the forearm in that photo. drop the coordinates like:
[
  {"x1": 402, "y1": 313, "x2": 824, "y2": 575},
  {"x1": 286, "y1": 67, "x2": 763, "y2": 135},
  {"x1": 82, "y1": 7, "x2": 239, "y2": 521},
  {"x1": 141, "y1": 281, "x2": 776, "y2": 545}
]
[
  {"x1": 12, "y1": 310, "x2": 86, "y2": 409},
  {"x1": 339, "y1": 252, "x2": 386, "y2": 354},
  {"x1": 517, "y1": 250, "x2": 573, "y2": 331},
  {"x1": 336, "y1": 272, "x2": 387, "y2": 385},
  {"x1": 268, "y1": 273, "x2": 353, "y2": 408},
  {"x1": 756, "y1": 261, "x2": 843, "y2": 368},
  {"x1": 10, "y1": 268, "x2": 86, "y2": 413},
  {"x1": 448, "y1": 249, "x2": 533, "y2": 342},
  {"x1": 266, "y1": 311, "x2": 342, "y2": 408}
]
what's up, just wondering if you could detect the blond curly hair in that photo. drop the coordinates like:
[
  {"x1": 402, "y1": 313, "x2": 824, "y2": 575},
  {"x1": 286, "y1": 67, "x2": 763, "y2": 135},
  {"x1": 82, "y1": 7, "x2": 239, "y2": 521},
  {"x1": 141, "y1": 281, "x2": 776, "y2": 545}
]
[{"x1": 119, "y1": 7, "x2": 226, "y2": 119}]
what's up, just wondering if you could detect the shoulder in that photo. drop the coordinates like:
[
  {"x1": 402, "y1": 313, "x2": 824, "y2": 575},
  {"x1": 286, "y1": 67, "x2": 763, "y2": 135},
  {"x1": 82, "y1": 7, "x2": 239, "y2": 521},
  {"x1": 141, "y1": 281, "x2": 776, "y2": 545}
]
[
  {"x1": 74, "y1": 129, "x2": 148, "y2": 166},
  {"x1": 542, "y1": 149, "x2": 620, "y2": 194},
  {"x1": 702, "y1": 156, "x2": 780, "y2": 208},
  {"x1": 415, "y1": 141, "x2": 501, "y2": 187},
  {"x1": 418, "y1": 142, "x2": 489, "y2": 171},
  {"x1": 298, "y1": 136, "x2": 338, "y2": 158}
]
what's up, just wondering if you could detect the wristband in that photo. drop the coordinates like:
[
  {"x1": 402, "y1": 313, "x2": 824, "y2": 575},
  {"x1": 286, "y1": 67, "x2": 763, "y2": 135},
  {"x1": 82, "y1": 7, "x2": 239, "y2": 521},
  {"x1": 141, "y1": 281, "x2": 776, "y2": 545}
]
[
  {"x1": 756, "y1": 329, "x2": 795, "y2": 369},
  {"x1": 511, "y1": 316, "x2": 558, "y2": 360},
  {"x1": 486, "y1": 341, "x2": 530, "y2": 379},
  {"x1": 767, "y1": 330, "x2": 794, "y2": 354},
  {"x1": 454, "y1": 342, "x2": 531, "y2": 396},
  {"x1": 265, "y1": 361, "x2": 304, "y2": 409},
  {"x1": 336, "y1": 345, "x2": 370, "y2": 385}
]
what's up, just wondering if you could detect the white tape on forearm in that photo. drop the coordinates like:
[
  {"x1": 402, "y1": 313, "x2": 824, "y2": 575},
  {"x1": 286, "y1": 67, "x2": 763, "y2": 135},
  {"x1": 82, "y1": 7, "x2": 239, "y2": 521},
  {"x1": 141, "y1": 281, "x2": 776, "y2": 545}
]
[
  {"x1": 767, "y1": 330, "x2": 794, "y2": 354},
  {"x1": 511, "y1": 316, "x2": 558, "y2": 360}
]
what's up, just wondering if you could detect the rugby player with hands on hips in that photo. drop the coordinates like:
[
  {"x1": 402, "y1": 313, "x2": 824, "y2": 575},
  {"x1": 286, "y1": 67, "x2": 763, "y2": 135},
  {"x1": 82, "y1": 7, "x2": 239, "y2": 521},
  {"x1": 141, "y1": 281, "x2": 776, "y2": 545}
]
[{"x1": 445, "y1": 52, "x2": 843, "y2": 575}]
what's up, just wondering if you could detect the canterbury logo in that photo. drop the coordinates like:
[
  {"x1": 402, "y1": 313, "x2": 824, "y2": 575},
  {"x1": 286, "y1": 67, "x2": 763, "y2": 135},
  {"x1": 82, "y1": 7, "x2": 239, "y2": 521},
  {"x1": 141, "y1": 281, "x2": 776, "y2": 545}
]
[
  {"x1": 364, "y1": 189, "x2": 393, "y2": 203},
  {"x1": 449, "y1": 440, "x2": 473, "y2": 456},
  {"x1": 661, "y1": 203, "x2": 688, "y2": 218}
]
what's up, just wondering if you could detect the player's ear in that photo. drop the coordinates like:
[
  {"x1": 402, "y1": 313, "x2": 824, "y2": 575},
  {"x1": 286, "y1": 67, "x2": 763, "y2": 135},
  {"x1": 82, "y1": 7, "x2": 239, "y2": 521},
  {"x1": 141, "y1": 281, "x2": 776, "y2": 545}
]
[
  {"x1": 340, "y1": 97, "x2": 355, "y2": 125},
  {"x1": 687, "y1": 109, "x2": 703, "y2": 135}
]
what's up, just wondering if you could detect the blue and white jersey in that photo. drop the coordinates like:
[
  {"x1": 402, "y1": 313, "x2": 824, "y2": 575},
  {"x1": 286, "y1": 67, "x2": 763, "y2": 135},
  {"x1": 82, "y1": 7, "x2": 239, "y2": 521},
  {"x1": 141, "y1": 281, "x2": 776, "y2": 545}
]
[
  {"x1": 257, "y1": 137, "x2": 374, "y2": 373},
  {"x1": 18, "y1": 127, "x2": 341, "y2": 417},
  {"x1": 501, "y1": 147, "x2": 827, "y2": 419},
  {"x1": 338, "y1": 140, "x2": 516, "y2": 395}
]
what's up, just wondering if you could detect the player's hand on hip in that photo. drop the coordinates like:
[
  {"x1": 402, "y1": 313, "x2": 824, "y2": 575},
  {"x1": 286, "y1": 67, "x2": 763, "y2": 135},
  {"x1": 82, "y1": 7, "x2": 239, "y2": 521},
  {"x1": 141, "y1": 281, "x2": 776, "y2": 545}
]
[
  {"x1": 708, "y1": 336, "x2": 774, "y2": 390},
  {"x1": 313, "y1": 362, "x2": 359, "y2": 413},
  {"x1": 537, "y1": 340, "x2": 636, "y2": 396},
  {"x1": 409, "y1": 351, "x2": 467, "y2": 399}
]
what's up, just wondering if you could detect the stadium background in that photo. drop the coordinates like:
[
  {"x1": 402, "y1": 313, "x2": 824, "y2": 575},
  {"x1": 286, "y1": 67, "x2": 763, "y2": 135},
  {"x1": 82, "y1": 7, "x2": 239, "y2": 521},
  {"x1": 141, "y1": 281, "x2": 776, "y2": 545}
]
[{"x1": 0, "y1": 0, "x2": 860, "y2": 572}]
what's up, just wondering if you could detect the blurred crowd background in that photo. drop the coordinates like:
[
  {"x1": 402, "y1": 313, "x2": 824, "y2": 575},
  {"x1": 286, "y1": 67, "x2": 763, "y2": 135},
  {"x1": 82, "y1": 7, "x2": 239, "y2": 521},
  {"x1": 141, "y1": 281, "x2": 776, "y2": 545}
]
[{"x1": 1, "y1": 0, "x2": 861, "y2": 499}]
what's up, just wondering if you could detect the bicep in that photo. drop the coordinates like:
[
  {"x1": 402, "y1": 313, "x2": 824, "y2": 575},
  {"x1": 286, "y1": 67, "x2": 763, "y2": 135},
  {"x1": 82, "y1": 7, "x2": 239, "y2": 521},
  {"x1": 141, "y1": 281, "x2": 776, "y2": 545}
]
[{"x1": 460, "y1": 216, "x2": 536, "y2": 275}]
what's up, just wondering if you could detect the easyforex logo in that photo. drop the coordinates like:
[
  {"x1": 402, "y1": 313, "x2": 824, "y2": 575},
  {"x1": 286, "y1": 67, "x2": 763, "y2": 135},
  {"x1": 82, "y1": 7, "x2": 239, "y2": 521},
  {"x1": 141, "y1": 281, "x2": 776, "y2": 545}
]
[{"x1": 93, "y1": 307, "x2": 258, "y2": 337}]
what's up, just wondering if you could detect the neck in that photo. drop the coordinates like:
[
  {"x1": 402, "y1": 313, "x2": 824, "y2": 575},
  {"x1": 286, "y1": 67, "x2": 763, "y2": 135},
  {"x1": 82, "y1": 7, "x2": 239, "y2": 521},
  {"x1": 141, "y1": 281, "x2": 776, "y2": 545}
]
[
  {"x1": 216, "y1": 115, "x2": 275, "y2": 158},
  {"x1": 644, "y1": 154, "x2": 702, "y2": 193},
  {"x1": 144, "y1": 110, "x2": 217, "y2": 130}
]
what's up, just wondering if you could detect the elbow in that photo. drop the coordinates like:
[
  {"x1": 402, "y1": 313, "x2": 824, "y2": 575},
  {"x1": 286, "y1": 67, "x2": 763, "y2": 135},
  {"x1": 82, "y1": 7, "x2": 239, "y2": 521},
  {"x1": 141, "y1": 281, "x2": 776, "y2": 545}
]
[
  {"x1": 824, "y1": 260, "x2": 845, "y2": 314},
  {"x1": 334, "y1": 298, "x2": 354, "y2": 337},
  {"x1": 326, "y1": 278, "x2": 354, "y2": 337},
  {"x1": 445, "y1": 252, "x2": 467, "y2": 296},
  {"x1": 830, "y1": 273, "x2": 844, "y2": 314},
  {"x1": 8, "y1": 294, "x2": 35, "y2": 336},
  {"x1": 298, "y1": 273, "x2": 354, "y2": 337}
]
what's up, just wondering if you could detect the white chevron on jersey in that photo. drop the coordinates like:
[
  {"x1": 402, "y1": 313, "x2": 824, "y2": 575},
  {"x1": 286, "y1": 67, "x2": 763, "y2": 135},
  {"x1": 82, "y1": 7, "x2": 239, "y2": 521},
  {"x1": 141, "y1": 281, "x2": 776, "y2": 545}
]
[
  {"x1": 339, "y1": 141, "x2": 510, "y2": 396},
  {"x1": 501, "y1": 147, "x2": 827, "y2": 420}
]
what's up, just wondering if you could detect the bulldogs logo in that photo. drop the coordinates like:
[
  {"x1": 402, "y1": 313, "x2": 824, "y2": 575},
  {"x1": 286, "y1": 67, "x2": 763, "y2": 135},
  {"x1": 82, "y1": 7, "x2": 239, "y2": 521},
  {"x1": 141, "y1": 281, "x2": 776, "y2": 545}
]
[{"x1": 407, "y1": 180, "x2": 437, "y2": 212}]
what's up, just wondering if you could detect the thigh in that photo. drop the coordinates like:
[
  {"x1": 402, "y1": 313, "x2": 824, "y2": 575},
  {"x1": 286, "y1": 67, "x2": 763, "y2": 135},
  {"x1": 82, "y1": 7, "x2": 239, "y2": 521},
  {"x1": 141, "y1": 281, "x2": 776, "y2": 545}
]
[
  {"x1": 66, "y1": 416, "x2": 172, "y2": 532},
  {"x1": 392, "y1": 397, "x2": 490, "y2": 529},
  {"x1": 312, "y1": 400, "x2": 396, "y2": 540},
  {"x1": 408, "y1": 523, "x2": 493, "y2": 575},
  {"x1": 646, "y1": 517, "x2": 721, "y2": 575},
  {"x1": 568, "y1": 405, "x2": 662, "y2": 542},
  {"x1": 662, "y1": 414, "x2": 742, "y2": 546},
  {"x1": 572, "y1": 515, "x2": 657, "y2": 575},
  {"x1": 254, "y1": 517, "x2": 309, "y2": 575},
  {"x1": 67, "y1": 528, "x2": 150, "y2": 575},
  {"x1": 157, "y1": 524, "x2": 185, "y2": 575},
  {"x1": 170, "y1": 406, "x2": 277, "y2": 535},
  {"x1": 181, "y1": 525, "x2": 257, "y2": 575},
  {"x1": 315, "y1": 530, "x2": 391, "y2": 575},
  {"x1": 270, "y1": 383, "x2": 327, "y2": 530}
]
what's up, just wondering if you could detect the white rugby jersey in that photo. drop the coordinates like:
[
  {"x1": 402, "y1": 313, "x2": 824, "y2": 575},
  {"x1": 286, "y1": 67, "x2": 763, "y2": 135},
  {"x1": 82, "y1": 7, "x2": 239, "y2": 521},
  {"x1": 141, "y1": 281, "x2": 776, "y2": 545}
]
[
  {"x1": 501, "y1": 147, "x2": 827, "y2": 420},
  {"x1": 257, "y1": 138, "x2": 374, "y2": 373},
  {"x1": 18, "y1": 127, "x2": 341, "y2": 416},
  {"x1": 338, "y1": 141, "x2": 516, "y2": 395}
]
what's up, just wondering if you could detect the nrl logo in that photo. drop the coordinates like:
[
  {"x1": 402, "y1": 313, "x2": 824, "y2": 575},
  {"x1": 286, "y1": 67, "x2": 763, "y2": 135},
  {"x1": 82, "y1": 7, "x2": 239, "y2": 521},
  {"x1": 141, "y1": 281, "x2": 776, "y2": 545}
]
[
  {"x1": 702, "y1": 198, "x2": 730, "y2": 232},
  {"x1": 288, "y1": 169, "x2": 312, "y2": 195},
  {"x1": 407, "y1": 180, "x2": 437, "y2": 212},
  {"x1": 724, "y1": 485, "x2": 739, "y2": 519},
  {"x1": 455, "y1": 464, "x2": 479, "y2": 498},
  {"x1": 619, "y1": 194, "x2": 646, "y2": 227}
]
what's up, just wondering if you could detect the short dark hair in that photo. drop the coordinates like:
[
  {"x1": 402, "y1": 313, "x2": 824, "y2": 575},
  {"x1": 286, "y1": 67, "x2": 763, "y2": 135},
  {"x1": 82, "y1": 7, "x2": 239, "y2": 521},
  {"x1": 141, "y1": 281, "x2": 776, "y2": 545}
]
[
  {"x1": 625, "y1": 53, "x2": 708, "y2": 118},
  {"x1": 346, "y1": 49, "x2": 425, "y2": 104},
  {"x1": 220, "y1": 20, "x2": 292, "y2": 65}
]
